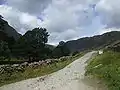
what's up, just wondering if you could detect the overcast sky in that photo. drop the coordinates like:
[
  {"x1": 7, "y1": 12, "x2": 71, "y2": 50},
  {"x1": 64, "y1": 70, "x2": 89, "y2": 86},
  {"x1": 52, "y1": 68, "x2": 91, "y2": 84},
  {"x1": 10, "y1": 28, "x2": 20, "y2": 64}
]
[{"x1": 0, "y1": 0, "x2": 120, "y2": 45}]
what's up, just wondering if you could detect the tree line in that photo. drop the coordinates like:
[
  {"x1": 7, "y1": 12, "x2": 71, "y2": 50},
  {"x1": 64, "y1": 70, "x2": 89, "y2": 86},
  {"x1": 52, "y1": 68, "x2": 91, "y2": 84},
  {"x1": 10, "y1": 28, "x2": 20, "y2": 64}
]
[{"x1": 0, "y1": 27, "x2": 70, "y2": 62}]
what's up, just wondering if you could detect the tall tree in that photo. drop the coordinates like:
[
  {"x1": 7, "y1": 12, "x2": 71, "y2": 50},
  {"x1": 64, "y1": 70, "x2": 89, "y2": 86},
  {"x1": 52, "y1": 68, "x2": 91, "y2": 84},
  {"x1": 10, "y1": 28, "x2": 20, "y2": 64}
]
[
  {"x1": 0, "y1": 41, "x2": 11, "y2": 60},
  {"x1": 12, "y1": 27, "x2": 49, "y2": 61}
]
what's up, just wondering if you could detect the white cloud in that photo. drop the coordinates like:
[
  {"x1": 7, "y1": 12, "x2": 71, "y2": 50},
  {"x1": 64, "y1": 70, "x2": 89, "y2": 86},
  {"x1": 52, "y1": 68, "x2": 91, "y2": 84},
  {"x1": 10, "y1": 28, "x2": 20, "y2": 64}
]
[
  {"x1": 99, "y1": 28, "x2": 120, "y2": 35},
  {"x1": 0, "y1": 0, "x2": 102, "y2": 44},
  {"x1": 0, "y1": 5, "x2": 42, "y2": 34},
  {"x1": 1, "y1": 0, "x2": 120, "y2": 45},
  {"x1": 40, "y1": 0, "x2": 100, "y2": 44},
  {"x1": 96, "y1": 0, "x2": 120, "y2": 28}
]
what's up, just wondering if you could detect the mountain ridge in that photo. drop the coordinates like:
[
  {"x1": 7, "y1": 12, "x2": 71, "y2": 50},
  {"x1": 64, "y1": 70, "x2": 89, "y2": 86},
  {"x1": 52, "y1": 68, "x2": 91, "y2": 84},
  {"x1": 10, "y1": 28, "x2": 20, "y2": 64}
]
[
  {"x1": 65, "y1": 31, "x2": 120, "y2": 52},
  {"x1": 0, "y1": 16, "x2": 21, "y2": 40}
]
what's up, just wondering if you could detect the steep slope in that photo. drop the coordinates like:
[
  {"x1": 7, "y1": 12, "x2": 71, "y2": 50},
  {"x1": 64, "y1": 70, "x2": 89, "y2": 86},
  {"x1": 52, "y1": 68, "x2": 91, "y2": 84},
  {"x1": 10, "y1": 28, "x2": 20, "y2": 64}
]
[
  {"x1": 0, "y1": 16, "x2": 21, "y2": 40},
  {"x1": 65, "y1": 31, "x2": 120, "y2": 52}
]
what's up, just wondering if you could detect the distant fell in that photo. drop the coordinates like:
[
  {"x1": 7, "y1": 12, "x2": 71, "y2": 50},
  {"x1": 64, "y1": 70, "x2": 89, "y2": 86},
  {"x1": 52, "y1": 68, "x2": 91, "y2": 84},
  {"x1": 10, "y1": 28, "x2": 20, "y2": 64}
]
[{"x1": 65, "y1": 31, "x2": 120, "y2": 52}]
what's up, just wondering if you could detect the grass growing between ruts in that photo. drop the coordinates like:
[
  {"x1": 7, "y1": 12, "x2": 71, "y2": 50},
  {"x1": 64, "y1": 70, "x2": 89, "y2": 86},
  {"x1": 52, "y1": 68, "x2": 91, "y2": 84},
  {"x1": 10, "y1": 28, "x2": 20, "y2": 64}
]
[
  {"x1": 0, "y1": 52, "x2": 84, "y2": 87},
  {"x1": 86, "y1": 51, "x2": 120, "y2": 90}
]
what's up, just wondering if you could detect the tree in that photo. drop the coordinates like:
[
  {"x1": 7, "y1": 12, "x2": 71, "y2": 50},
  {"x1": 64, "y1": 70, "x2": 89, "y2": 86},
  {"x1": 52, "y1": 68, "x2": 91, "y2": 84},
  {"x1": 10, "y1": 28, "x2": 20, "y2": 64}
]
[
  {"x1": 0, "y1": 41, "x2": 11, "y2": 60},
  {"x1": 23, "y1": 28, "x2": 49, "y2": 44},
  {"x1": 52, "y1": 41, "x2": 70, "y2": 58},
  {"x1": 0, "y1": 31, "x2": 15, "y2": 60},
  {"x1": 12, "y1": 27, "x2": 49, "y2": 61}
]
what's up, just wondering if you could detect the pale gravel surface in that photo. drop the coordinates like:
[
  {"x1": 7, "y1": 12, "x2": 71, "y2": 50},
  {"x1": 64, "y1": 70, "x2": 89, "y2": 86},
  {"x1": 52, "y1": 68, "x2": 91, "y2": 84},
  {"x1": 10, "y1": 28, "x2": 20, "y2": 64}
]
[{"x1": 0, "y1": 51, "x2": 107, "y2": 90}]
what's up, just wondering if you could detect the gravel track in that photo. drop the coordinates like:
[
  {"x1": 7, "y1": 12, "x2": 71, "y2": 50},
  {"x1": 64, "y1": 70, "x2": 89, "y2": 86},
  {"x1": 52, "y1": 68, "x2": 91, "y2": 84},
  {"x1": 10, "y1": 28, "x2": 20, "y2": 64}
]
[{"x1": 0, "y1": 51, "x2": 106, "y2": 90}]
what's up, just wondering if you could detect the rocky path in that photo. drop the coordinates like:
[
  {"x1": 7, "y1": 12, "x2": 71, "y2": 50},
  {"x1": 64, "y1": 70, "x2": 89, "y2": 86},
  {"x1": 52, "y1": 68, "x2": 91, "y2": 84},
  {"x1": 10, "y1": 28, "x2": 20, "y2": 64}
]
[{"x1": 0, "y1": 51, "x2": 106, "y2": 90}]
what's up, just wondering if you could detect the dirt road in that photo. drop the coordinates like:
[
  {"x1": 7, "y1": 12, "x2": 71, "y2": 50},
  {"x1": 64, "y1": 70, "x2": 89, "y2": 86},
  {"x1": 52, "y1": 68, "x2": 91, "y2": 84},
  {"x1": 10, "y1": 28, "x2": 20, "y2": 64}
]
[{"x1": 0, "y1": 51, "x2": 107, "y2": 90}]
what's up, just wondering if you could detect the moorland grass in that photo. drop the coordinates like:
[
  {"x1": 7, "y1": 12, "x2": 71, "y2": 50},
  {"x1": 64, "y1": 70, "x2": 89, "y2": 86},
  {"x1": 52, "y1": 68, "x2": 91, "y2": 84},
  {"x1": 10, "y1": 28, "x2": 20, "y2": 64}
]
[{"x1": 86, "y1": 51, "x2": 120, "y2": 90}]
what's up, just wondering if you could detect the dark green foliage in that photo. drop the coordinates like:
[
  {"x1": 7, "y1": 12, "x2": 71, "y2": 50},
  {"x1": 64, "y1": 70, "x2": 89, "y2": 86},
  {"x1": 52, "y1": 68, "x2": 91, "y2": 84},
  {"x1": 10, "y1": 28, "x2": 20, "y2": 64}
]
[
  {"x1": 0, "y1": 31, "x2": 8, "y2": 41},
  {"x1": 0, "y1": 31, "x2": 15, "y2": 46},
  {"x1": 23, "y1": 28, "x2": 49, "y2": 45},
  {"x1": 0, "y1": 31, "x2": 15, "y2": 60},
  {"x1": 12, "y1": 28, "x2": 49, "y2": 61},
  {"x1": 0, "y1": 25, "x2": 53, "y2": 62},
  {"x1": 52, "y1": 41, "x2": 70, "y2": 58},
  {"x1": 0, "y1": 41, "x2": 11, "y2": 60}
]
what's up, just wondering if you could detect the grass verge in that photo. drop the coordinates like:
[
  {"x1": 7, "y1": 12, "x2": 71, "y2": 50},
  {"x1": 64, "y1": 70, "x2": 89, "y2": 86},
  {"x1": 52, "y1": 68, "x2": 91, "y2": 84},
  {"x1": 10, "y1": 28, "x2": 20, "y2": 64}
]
[
  {"x1": 85, "y1": 50, "x2": 120, "y2": 90},
  {"x1": 0, "y1": 52, "x2": 84, "y2": 87}
]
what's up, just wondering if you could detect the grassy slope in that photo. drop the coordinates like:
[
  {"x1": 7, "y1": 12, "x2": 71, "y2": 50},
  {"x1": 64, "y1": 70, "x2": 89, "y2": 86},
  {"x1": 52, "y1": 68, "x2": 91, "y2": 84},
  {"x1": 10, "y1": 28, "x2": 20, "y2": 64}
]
[
  {"x1": 86, "y1": 51, "x2": 120, "y2": 90},
  {"x1": 0, "y1": 52, "x2": 84, "y2": 87}
]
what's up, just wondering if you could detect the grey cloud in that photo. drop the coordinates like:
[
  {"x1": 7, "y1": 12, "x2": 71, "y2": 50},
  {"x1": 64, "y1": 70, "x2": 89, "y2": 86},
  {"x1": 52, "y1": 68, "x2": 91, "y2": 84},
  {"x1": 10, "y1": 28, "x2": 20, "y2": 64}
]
[
  {"x1": 6, "y1": 0, "x2": 52, "y2": 15},
  {"x1": 40, "y1": 0, "x2": 99, "y2": 44},
  {"x1": 41, "y1": 0, "x2": 97, "y2": 32},
  {"x1": 48, "y1": 28, "x2": 82, "y2": 44}
]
